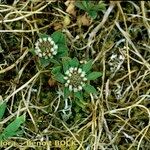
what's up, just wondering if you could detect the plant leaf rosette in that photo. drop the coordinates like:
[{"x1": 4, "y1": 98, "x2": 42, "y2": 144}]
[
  {"x1": 34, "y1": 31, "x2": 68, "y2": 67},
  {"x1": 52, "y1": 58, "x2": 102, "y2": 100}
]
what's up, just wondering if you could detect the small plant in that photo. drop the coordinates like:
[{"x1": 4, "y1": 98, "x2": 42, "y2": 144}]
[
  {"x1": 75, "y1": 0, "x2": 106, "y2": 19},
  {"x1": 31, "y1": 31, "x2": 69, "y2": 67},
  {"x1": 52, "y1": 57, "x2": 102, "y2": 99},
  {"x1": 0, "y1": 102, "x2": 25, "y2": 141},
  {"x1": 0, "y1": 115, "x2": 25, "y2": 141}
]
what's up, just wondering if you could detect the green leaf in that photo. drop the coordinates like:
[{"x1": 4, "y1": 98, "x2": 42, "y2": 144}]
[
  {"x1": 39, "y1": 58, "x2": 51, "y2": 67},
  {"x1": 54, "y1": 73, "x2": 65, "y2": 83},
  {"x1": 82, "y1": 60, "x2": 93, "y2": 73},
  {"x1": 75, "y1": 99, "x2": 86, "y2": 110},
  {"x1": 76, "y1": 1, "x2": 106, "y2": 20},
  {"x1": 51, "y1": 66, "x2": 61, "y2": 75},
  {"x1": 57, "y1": 44, "x2": 68, "y2": 57},
  {"x1": 74, "y1": 91, "x2": 83, "y2": 100},
  {"x1": 64, "y1": 87, "x2": 70, "y2": 99},
  {"x1": 83, "y1": 84, "x2": 97, "y2": 94},
  {"x1": 82, "y1": 0, "x2": 90, "y2": 9},
  {"x1": 69, "y1": 58, "x2": 79, "y2": 67},
  {"x1": 0, "y1": 102, "x2": 7, "y2": 120},
  {"x1": 75, "y1": 1, "x2": 88, "y2": 11},
  {"x1": 87, "y1": 72, "x2": 102, "y2": 80},
  {"x1": 93, "y1": 2, "x2": 106, "y2": 12},
  {"x1": 38, "y1": 33, "x2": 49, "y2": 39},
  {"x1": 29, "y1": 48, "x2": 36, "y2": 56},
  {"x1": 0, "y1": 114, "x2": 25, "y2": 140},
  {"x1": 88, "y1": 10, "x2": 97, "y2": 19},
  {"x1": 49, "y1": 59, "x2": 60, "y2": 65},
  {"x1": 51, "y1": 31, "x2": 66, "y2": 44},
  {"x1": 62, "y1": 57, "x2": 71, "y2": 72}
]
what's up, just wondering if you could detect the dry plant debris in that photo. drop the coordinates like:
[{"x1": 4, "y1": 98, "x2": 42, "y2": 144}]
[{"x1": 0, "y1": 0, "x2": 150, "y2": 150}]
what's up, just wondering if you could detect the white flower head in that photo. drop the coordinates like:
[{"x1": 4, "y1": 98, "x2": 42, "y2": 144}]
[
  {"x1": 35, "y1": 36, "x2": 58, "y2": 59},
  {"x1": 64, "y1": 67, "x2": 87, "y2": 92}
]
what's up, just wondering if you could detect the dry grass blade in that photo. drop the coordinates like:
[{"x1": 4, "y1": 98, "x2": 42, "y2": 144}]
[{"x1": 0, "y1": 1, "x2": 150, "y2": 150}]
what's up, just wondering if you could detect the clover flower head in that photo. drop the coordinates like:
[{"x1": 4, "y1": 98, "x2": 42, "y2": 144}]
[
  {"x1": 35, "y1": 37, "x2": 58, "y2": 59},
  {"x1": 63, "y1": 67, "x2": 87, "y2": 92},
  {"x1": 52, "y1": 57, "x2": 102, "y2": 99}
]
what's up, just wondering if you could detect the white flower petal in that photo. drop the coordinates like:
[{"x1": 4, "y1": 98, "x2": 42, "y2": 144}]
[
  {"x1": 67, "y1": 80, "x2": 70, "y2": 84},
  {"x1": 73, "y1": 88, "x2": 78, "y2": 92},
  {"x1": 35, "y1": 42, "x2": 39, "y2": 47},
  {"x1": 54, "y1": 45, "x2": 58, "y2": 50},
  {"x1": 110, "y1": 54, "x2": 117, "y2": 60},
  {"x1": 48, "y1": 37, "x2": 52, "y2": 42},
  {"x1": 43, "y1": 52, "x2": 46, "y2": 56},
  {"x1": 69, "y1": 67, "x2": 74, "y2": 73},
  {"x1": 35, "y1": 46, "x2": 39, "y2": 50},
  {"x1": 68, "y1": 73, "x2": 72, "y2": 77},
  {"x1": 83, "y1": 77, "x2": 87, "y2": 81},
  {"x1": 65, "y1": 83, "x2": 69, "y2": 87},
  {"x1": 74, "y1": 67, "x2": 77, "y2": 71},
  {"x1": 78, "y1": 86, "x2": 82, "y2": 91},
  {"x1": 46, "y1": 49, "x2": 50, "y2": 53},
  {"x1": 78, "y1": 68, "x2": 82, "y2": 73},
  {"x1": 65, "y1": 70, "x2": 70, "y2": 75},
  {"x1": 39, "y1": 38, "x2": 42, "y2": 43},
  {"x1": 36, "y1": 48, "x2": 41, "y2": 53},
  {"x1": 51, "y1": 48, "x2": 54, "y2": 52},
  {"x1": 48, "y1": 53, "x2": 52, "y2": 57},
  {"x1": 52, "y1": 51, "x2": 57, "y2": 55},
  {"x1": 43, "y1": 38, "x2": 47, "y2": 42},
  {"x1": 81, "y1": 82, "x2": 85, "y2": 86},
  {"x1": 69, "y1": 85, "x2": 73, "y2": 91},
  {"x1": 38, "y1": 53, "x2": 42, "y2": 57},
  {"x1": 35, "y1": 48, "x2": 41, "y2": 54},
  {"x1": 64, "y1": 76, "x2": 68, "y2": 80},
  {"x1": 80, "y1": 72, "x2": 85, "y2": 77},
  {"x1": 119, "y1": 55, "x2": 124, "y2": 60},
  {"x1": 50, "y1": 40, "x2": 54, "y2": 45}
]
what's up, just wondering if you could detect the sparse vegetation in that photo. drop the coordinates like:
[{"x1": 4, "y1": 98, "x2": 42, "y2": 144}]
[{"x1": 0, "y1": 0, "x2": 150, "y2": 150}]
